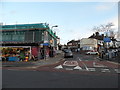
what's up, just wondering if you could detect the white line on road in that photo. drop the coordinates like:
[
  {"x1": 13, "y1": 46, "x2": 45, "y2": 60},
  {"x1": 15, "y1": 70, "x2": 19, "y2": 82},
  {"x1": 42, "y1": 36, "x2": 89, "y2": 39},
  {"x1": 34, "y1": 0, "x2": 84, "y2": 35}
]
[
  {"x1": 74, "y1": 66, "x2": 82, "y2": 70},
  {"x1": 114, "y1": 69, "x2": 120, "y2": 73},
  {"x1": 93, "y1": 61, "x2": 107, "y2": 68},
  {"x1": 63, "y1": 61, "x2": 78, "y2": 66},
  {"x1": 101, "y1": 69, "x2": 110, "y2": 73},
  {"x1": 78, "y1": 57, "x2": 89, "y2": 71},
  {"x1": 77, "y1": 57, "x2": 82, "y2": 61},
  {"x1": 87, "y1": 68, "x2": 96, "y2": 72},
  {"x1": 55, "y1": 65, "x2": 63, "y2": 69}
]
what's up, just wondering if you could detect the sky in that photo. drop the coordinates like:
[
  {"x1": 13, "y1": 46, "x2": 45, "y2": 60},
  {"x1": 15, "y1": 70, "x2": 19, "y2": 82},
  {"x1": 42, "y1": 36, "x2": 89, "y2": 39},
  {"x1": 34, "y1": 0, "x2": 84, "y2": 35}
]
[{"x1": 0, "y1": 0, "x2": 119, "y2": 44}]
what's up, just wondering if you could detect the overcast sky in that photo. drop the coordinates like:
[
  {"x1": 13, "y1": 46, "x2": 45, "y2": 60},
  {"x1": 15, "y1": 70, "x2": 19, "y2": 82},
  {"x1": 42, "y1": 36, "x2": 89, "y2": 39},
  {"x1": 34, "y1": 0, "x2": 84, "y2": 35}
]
[{"x1": 0, "y1": 0, "x2": 118, "y2": 44}]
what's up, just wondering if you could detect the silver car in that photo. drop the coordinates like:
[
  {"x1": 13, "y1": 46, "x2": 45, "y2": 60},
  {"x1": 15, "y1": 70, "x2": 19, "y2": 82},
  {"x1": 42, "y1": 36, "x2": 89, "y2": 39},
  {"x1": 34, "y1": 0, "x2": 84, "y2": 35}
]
[{"x1": 64, "y1": 49, "x2": 73, "y2": 58}]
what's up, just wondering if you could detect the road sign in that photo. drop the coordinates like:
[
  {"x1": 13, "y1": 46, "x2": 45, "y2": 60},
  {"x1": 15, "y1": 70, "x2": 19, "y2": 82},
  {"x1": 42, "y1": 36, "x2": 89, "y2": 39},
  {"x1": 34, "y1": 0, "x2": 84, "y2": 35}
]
[{"x1": 103, "y1": 37, "x2": 111, "y2": 42}]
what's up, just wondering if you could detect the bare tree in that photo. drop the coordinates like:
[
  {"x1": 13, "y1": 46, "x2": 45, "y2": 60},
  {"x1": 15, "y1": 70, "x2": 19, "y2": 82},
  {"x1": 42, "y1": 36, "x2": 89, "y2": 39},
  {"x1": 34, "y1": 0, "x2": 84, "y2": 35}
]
[
  {"x1": 92, "y1": 26, "x2": 101, "y2": 32},
  {"x1": 92, "y1": 22, "x2": 115, "y2": 37}
]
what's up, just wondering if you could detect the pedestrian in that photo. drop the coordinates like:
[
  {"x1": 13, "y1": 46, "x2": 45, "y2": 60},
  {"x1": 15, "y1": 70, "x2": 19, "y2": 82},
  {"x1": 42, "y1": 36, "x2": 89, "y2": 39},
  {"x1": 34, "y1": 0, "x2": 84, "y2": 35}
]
[{"x1": 40, "y1": 48, "x2": 44, "y2": 59}]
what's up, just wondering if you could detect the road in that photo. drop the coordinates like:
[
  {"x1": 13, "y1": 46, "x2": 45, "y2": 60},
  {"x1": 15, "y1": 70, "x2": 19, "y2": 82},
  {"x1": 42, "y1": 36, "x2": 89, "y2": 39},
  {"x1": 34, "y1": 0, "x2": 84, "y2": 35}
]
[
  {"x1": 2, "y1": 69, "x2": 119, "y2": 88},
  {"x1": 54, "y1": 53, "x2": 119, "y2": 74},
  {"x1": 2, "y1": 52, "x2": 120, "y2": 88}
]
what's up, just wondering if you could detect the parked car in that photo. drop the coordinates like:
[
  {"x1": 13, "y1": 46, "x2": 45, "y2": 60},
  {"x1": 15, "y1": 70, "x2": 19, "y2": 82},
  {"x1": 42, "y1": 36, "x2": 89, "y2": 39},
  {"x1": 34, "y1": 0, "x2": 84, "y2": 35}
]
[
  {"x1": 86, "y1": 51, "x2": 99, "y2": 55},
  {"x1": 64, "y1": 49, "x2": 73, "y2": 58}
]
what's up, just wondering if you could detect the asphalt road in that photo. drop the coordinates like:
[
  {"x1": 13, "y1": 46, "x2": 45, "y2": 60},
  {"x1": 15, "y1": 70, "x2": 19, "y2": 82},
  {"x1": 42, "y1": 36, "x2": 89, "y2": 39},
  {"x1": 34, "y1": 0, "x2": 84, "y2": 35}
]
[
  {"x1": 2, "y1": 52, "x2": 119, "y2": 89},
  {"x1": 58, "y1": 52, "x2": 119, "y2": 74},
  {"x1": 2, "y1": 69, "x2": 119, "y2": 88},
  {"x1": 65, "y1": 52, "x2": 98, "y2": 61}
]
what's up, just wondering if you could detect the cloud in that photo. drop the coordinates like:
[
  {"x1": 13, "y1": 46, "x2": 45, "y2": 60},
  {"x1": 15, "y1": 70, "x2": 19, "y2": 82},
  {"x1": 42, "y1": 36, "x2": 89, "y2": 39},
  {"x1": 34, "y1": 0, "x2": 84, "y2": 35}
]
[
  {"x1": 104, "y1": 16, "x2": 118, "y2": 30},
  {"x1": 10, "y1": 10, "x2": 17, "y2": 14},
  {"x1": 95, "y1": 3, "x2": 117, "y2": 11},
  {"x1": 101, "y1": 16, "x2": 118, "y2": 39},
  {"x1": 96, "y1": 5, "x2": 111, "y2": 11}
]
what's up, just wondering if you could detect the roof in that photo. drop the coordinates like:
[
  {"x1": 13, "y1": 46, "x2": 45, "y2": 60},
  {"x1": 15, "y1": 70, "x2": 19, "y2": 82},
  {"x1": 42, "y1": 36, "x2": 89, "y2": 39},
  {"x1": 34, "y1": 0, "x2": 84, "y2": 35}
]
[
  {"x1": 1, "y1": 23, "x2": 57, "y2": 38},
  {"x1": 2, "y1": 23, "x2": 48, "y2": 30}
]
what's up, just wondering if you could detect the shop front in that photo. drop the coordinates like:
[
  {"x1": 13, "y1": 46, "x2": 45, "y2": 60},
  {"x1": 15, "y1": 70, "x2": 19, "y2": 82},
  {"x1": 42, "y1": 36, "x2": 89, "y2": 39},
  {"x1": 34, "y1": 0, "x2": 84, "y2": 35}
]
[{"x1": 1, "y1": 46, "x2": 31, "y2": 61}]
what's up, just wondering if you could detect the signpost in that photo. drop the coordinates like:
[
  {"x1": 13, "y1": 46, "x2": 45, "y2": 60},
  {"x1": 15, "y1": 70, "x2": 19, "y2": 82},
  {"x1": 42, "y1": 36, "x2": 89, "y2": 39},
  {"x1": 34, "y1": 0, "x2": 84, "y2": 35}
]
[{"x1": 103, "y1": 37, "x2": 111, "y2": 60}]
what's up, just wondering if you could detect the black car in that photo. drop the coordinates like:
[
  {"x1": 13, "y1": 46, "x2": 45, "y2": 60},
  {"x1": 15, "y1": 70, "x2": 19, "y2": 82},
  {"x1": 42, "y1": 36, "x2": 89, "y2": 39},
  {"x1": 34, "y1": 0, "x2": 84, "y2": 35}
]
[{"x1": 64, "y1": 49, "x2": 73, "y2": 58}]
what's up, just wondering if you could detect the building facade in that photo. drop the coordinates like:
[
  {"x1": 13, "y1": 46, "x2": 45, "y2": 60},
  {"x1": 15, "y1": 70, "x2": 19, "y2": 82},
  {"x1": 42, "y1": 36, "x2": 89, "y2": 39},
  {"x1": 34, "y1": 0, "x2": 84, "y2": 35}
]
[
  {"x1": 67, "y1": 40, "x2": 80, "y2": 52},
  {"x1": 80, "y1": 38, "x2": 98, "y2": 51},
  {"x1": 1, "y1": 23, "x2": 59, "y2": 61}
]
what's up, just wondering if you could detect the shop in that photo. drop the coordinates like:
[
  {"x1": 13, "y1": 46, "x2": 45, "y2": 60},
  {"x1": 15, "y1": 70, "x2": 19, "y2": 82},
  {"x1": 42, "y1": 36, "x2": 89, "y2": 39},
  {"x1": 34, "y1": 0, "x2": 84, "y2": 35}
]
[
  {"x1": 1, "y1": 46, "x2": 31, "y2": 61},
  {"x1": 1, "y1": 23, "x2": 59, "y2": 61}
]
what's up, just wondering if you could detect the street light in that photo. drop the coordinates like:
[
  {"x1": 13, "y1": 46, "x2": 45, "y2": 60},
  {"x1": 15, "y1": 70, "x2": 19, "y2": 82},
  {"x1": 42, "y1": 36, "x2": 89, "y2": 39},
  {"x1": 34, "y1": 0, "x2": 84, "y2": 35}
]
[
  {"x1": 51, "y1": 25, "x2": 58, "y2": 29},
  {"x1": 43, "y1": 25, "x2": 58, "y2": 59},
  {"x1": 50, "y1": 25, "x2": 58, "y2": 56}
]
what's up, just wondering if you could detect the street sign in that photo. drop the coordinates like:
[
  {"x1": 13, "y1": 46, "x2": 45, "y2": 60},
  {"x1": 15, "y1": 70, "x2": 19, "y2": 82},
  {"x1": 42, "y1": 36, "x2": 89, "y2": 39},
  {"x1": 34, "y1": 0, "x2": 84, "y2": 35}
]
[{"x1": 103, "y1": 37, "x2": 111, "y2": 42}]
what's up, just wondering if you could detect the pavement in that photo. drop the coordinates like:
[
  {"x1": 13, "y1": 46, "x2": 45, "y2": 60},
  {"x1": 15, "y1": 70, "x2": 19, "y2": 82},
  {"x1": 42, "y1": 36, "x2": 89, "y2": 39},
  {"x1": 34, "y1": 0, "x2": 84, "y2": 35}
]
[
  {"x1": 97, "y1": 52, "x2": 120, "y2": 64},
  {"x1": 2, "y1": 51, "x2": 65, "y2": 68},
  {"x1": 1, "y1": 51, "x2": 120, "y2": 69},
  {"x1": 32, "y1": 53, "x2": 65, "y2": 67}
]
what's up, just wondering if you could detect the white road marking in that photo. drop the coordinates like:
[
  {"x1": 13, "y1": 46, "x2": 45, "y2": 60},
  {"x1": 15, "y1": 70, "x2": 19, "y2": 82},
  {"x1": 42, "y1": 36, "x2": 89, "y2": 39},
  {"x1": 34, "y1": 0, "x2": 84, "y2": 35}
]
[
  {"x1": 78, "y1": 57, "x2": 89, "y2": 71},
  {"x1": 87, "y1": 68, "x2": 96, "y2": 72},
  {"x1": 114, "y1": 69, "x2": 120, "y2": 73},
  {"x1": 77, "y1": 57, "x2": 82, "y2": 61},
  {"x1": 63, "y1": 61, "x2": 78, "y2": 66},
  {"x1": 74, "y1": 66, "x2": 82, "y2": 70},
  {"x1": 93, "y1": 62, "x2": 107, "y2": 68},
  {"x1": 55, "y1": 65, "x2": 63, "y2": 69},
  {"x1": 101, "y1": 69, "x2": 110, "y2": 73}
]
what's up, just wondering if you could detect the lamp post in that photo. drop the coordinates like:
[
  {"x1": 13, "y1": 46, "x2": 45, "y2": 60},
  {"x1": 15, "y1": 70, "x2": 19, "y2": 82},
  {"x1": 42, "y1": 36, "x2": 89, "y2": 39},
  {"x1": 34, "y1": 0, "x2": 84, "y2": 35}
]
[
  {"x1": 51, "y1": 25, "x2": 58, "y2": 29},
  {"x1": 51, "y1": 25, "x2": 58, "y2": 46},
  {"x1": 50, "y1": 25, "x2": 58, "y2": 57},
  {"x1": 43, "y1": 25, "x2": 58, "y2": 59}
]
